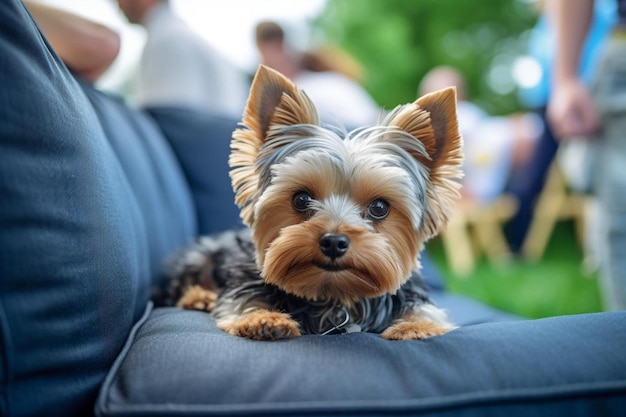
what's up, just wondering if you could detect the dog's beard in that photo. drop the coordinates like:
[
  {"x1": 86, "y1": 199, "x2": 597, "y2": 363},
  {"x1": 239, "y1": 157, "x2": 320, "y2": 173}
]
[{"x1": 259, "y1": 219, "x2": 419, "y2": 305}]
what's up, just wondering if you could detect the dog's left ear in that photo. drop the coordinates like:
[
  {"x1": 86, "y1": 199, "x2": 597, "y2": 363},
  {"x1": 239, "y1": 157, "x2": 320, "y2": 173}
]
[
  {"x1": 230, "y1": 65, "x2": 319, "y2": 226},
  {"x1": 383, "y1": 87, "x2": 463, "y2": 239}
]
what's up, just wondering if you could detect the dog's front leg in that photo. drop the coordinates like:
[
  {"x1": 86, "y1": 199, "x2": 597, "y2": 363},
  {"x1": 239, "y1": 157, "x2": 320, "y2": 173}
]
[
  {"x1": 177, "y1": 285, "x2": 219, "y2": 312},
  {"x1": 381, "y1": 304, "x2": 456, "y2": 340},
  {"x1": 216, "y1": 309, "x2": 301, "y2": 340}
]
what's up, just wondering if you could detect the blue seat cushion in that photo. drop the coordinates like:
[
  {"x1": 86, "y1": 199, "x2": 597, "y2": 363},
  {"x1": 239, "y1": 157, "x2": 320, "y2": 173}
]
[{"x1": 96, "y1": 304, "x2": 626, "y2": 417}]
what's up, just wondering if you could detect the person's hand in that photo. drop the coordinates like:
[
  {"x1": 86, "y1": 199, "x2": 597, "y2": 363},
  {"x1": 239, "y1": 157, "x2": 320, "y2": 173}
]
[{"x1": 547, "y1": 78, "x2": 600, "y2": 140}]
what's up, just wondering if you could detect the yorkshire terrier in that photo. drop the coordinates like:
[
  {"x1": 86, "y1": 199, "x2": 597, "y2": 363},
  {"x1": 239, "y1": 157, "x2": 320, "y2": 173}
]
[{"x1": 161, "y1": 65, "x2": 463, "y2": 341}]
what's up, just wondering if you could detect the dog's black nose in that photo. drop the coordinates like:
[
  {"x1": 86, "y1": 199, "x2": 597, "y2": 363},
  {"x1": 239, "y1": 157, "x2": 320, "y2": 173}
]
[{"x1": 319, "y1": 233, "x2": 350, "y2": 260}]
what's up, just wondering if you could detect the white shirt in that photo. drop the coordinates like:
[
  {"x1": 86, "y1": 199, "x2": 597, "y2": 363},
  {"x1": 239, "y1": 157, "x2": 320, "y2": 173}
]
[
  {"x1": 457, "y1": 101, "x2": 515, "y2": 202},
  {"x1": 293, "y1": 70, "x2": 381, "y2": 128},
  {"x1": 133, "y1": 3, "x2": 248, "y2": 117}
]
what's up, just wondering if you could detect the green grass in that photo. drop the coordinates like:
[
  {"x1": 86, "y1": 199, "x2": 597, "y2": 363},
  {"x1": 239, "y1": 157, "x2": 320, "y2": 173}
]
[{"x1": 427, "y1": 221, "x2": 604, "y2": 319}]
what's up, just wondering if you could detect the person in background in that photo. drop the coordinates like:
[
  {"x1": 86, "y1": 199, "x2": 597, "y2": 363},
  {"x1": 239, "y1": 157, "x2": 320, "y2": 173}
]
[
  {"x1": 506, "y1": 0, "x2": 616, "y2": 254},
  {"x1": 547, "y1": 0, "x2": 626, "y2": 310},
  {"x1": 117, "y1": 0, "x2": 248, "y2": 117},
  {"x1": 254, "y1": 20, "x2": 381, "y2": 128},
  {"x1": 419, "y1": 66, "x2": 541, "y2": 204},
  {"x1": 23, "y1": 0, "x2": 120, "y2": 83}
]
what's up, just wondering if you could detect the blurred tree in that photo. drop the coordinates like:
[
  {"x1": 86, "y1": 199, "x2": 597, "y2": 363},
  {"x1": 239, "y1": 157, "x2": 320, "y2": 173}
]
[{"x1": 313, "y1": 0, "x2": 538, "y2": 115}]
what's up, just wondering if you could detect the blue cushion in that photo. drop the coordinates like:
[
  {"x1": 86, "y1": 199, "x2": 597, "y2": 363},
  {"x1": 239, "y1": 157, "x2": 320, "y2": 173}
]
[
  {"x1": 96, "y1": 306, "x2": 626, "y2": 417},
  {"x1": 79, "y1": 83, "x2": 196, "y2": 285},
  {"x1": 431, "y1": 292, "x2": 521, "y2": 324},
  {"x1": 146, "y1": 107, "x2": 244, "y2": 235},
  {"x1": 0, "y1": 2, "x2": 195, "y2": 415}
]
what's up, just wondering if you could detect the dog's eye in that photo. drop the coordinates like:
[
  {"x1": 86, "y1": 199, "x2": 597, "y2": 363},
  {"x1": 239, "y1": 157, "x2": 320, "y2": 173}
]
[
  {"x1": 367, "y1": 199, "x2": 390, "y2": 220},
  {"x1": 293, "y1": 191, "x2": 314, "y2": 212}
]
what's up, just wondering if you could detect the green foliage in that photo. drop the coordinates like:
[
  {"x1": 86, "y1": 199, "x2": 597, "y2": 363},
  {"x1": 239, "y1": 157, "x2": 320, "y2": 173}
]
[{"x1": 314, "y1": 0, "x2": 538, "y2": 114}]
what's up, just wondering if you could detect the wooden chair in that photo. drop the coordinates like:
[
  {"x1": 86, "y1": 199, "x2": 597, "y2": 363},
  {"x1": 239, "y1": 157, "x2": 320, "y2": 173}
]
[
  {"x1": 521, "y1": 161, "x2": 591, "y2": 262},
  {"x1": 440, "y1": 194, "x2": 518, "y2": 277}
]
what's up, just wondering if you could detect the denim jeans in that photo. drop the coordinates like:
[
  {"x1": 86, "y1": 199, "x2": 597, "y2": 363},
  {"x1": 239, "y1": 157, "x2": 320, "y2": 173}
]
[{"x1": 590, "y1": 31, "x2": 626, "y2": 310}]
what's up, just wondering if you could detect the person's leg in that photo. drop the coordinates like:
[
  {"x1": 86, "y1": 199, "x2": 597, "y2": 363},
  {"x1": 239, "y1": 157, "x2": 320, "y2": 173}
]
[
  {"x1": 591, "y1": 36, "x2": 626, "y2": 310},
  {"x1": 594, "y1": 123, "x2": 626, "y2": 310},
  {"x1": 505, "y1": 107, "x2": 558, "y2": 253}
]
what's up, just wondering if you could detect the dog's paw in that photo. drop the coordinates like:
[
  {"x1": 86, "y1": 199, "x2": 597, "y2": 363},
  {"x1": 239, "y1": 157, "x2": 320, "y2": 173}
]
[
  {"x1": 381, "y1": 319, "x2": 451, "y2": 341},
  {"x1": 219, "y1": 310, "x2": 301, "y2": 340},
  {"x1": 177, "y1": 285, "x2": 218, "y2": 312}
]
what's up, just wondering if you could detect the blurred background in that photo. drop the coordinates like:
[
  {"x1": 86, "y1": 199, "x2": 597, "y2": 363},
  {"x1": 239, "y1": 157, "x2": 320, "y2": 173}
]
[
  {"x1": 33, "y1": 0, "x2": 606, "y2": 319},
  {"x1": 36, "y1": 0, "x2": 540, "y2": 116}
]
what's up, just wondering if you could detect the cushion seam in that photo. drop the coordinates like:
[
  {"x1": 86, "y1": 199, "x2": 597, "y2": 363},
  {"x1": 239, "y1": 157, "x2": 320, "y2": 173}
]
[
  {"x1": 98, "y1": 378, "x2": 626, "y2": 416},
  {"x1": 0, "y1": 299, "x2": 14, "y2": 417}
]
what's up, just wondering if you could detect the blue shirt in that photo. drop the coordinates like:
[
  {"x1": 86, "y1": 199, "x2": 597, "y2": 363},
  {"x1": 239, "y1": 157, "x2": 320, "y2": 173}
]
[{"x1": 519, "y1": 0, "x2": 617, "y2": 109}]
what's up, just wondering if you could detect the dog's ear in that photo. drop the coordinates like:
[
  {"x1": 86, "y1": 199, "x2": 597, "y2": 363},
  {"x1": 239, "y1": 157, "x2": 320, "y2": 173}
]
[
  {"x1": 230, "y1": 65, "x2": 319, "y2": 226},
  {"x1": 240, "y1": 65, "x2": 318, "y2": 141},
  {"x1": 382, "y1": 87, "x2": 463, "y2": 239}
]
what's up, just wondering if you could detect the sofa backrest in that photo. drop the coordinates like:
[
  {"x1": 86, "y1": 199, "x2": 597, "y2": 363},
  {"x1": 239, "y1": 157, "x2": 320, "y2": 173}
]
[
  {"x1": 79, "y1": 81, "x2": 198, "y2": 280},
  {"x1": 146, "y1": 106, "x2": 244, "y2": 235},
  {"x1": 0, "y1": 1, "x2": 196, "y2": 415}
]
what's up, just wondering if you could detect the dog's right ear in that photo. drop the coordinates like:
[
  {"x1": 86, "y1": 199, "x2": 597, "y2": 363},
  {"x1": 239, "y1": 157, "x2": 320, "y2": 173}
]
[{"x1": 230, "y1": 65, "x2": 319, "y2": 226}]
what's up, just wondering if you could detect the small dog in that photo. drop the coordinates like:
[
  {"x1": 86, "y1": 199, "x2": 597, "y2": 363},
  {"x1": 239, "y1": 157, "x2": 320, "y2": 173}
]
[{"x1": 161, "y1": 65, "x2": 463, "y2": 341}]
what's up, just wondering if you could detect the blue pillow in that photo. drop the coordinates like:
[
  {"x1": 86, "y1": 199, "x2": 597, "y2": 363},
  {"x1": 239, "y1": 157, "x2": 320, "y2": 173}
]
[
  {"x1": 0, "y1": 2, "x2": 194, "y2": 415},
  {"x1": 147, "y1": 107, "x2": 244, "y2": 235},
  {"x1": 96, "y1": 306, "x2": 626, "y2": 417}
]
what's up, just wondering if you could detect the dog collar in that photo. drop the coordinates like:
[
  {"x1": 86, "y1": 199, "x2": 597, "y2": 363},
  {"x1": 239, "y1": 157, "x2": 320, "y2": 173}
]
[{"x1": 321, "y1": 307, "x2": 362, "y2": 335}]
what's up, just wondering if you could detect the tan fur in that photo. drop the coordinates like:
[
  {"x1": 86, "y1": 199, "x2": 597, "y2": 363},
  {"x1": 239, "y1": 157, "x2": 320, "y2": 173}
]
[
  {"x1": 217, "y1": 309, "x2": 301, "y2": 340},
  {"x1": 261, "y1": 220, "x2": 404, "y2": 304},
  {"x1": 350, "y1": 168, "x2": 422, "y2": 270},
  {"x1": 381, "y1": 317, "x2": 451, "y2": 340},
  {"x1": 176, "y1": 285, "x2": 218, "y2": 312}
]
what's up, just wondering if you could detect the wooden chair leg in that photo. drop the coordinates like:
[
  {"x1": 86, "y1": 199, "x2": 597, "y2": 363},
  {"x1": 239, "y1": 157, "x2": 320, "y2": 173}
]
[
  {"x1": 521, "y1": 163, "x2": 566, "y2": 262},
  {"x1": 441, "y1": 211, "x2": 476, "y2": 277},
  {"x1": 473, "y1": 218, "x2": 512, "y2": 265},
  {"x1": 471, "y1": 196, "x2": 516, "y2": 266}
]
